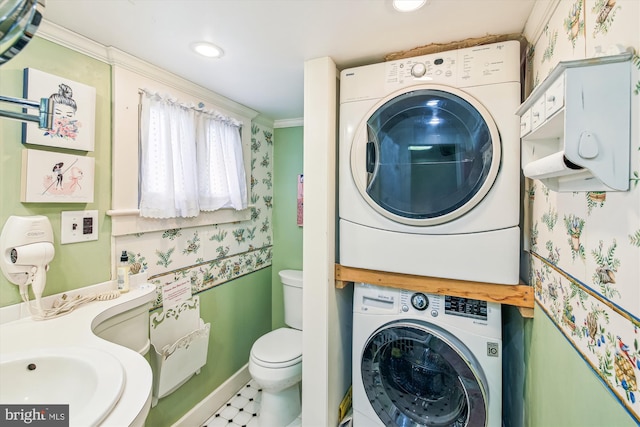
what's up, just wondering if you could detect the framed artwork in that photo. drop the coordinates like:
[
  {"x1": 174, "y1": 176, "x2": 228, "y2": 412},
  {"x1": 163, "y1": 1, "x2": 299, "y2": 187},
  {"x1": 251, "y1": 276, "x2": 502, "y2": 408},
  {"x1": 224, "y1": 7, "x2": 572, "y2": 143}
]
[
  {"x1": 21, "y1": 149, "x2": 95, "y2": 203},
  {"x1": 22, "y1": 68, "x2": 96, "y2": 152},
  {"x1": 297, "y1": 174, "x2": 304, "y2": 226}
]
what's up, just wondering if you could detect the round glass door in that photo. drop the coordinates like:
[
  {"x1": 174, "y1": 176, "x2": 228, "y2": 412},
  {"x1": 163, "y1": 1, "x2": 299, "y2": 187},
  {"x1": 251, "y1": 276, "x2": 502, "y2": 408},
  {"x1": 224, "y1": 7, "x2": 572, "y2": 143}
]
[
  {"x1": 350, "y1": 85, "x2": 501, "y2": 226},
  {"x1": 360, "y1": 321, "x2": 487, "y2": 427}
]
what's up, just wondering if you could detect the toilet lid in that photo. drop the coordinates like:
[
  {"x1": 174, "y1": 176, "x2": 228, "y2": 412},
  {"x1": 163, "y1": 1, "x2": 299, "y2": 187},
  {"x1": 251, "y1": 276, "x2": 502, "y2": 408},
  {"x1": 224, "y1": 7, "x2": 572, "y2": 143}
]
[{"x1": 251, "y1": 328, "x2": 302, "y2": 368}]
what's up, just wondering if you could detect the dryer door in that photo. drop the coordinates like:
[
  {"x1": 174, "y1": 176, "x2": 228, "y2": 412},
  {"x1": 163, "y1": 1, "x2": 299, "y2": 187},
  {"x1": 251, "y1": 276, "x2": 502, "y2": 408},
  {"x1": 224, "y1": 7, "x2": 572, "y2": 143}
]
[
  {"x1": 350, "y1": 85, "x2": 501, "y2": 226},
  {"x1": 360, "y1": 320, "x2": 488, "y2": 427}
]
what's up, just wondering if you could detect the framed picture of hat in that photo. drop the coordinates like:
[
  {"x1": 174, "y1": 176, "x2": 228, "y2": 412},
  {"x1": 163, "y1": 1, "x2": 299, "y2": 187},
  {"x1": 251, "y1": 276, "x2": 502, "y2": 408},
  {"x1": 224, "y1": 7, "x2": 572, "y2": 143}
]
[{"x1": 22, "y1": 68, "x2": 96, "y2": 152}]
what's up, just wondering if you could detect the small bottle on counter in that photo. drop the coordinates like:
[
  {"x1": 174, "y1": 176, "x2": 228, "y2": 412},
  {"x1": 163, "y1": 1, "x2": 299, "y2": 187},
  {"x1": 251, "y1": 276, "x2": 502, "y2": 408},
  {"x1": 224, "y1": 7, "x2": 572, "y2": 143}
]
[{"x1": 117, "y1": 250, "x2": 130, "y2": 293}]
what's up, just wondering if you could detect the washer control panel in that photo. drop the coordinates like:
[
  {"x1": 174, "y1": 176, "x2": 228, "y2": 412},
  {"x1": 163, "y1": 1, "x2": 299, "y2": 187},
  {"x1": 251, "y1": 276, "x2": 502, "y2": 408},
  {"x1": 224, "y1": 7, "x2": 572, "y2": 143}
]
[
  {"x1": 445, "y1": 296, "x2": 488, "y2": 320},
  {"x1": 399, "y1": 290, "x2": 488, "y2": 320},
  {"x1": 400, "y1": 290, "x2": 441, "y2": 317},
  {"x1": 354, "y1": 283, "x2": 501, "y2": 336},
  {"x1": 410, "y1": 292, "x2": 429, "y2": 310},
  {"x1": 355, "y1": 284, "x2": 490, "y2": 321}
]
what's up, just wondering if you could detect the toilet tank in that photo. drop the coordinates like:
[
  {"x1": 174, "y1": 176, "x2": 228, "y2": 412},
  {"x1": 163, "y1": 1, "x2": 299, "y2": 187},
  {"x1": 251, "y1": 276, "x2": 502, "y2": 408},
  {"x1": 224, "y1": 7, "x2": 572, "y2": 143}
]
[{"x1": 280, "y1": 269, "x2": 303, "y2": 330}]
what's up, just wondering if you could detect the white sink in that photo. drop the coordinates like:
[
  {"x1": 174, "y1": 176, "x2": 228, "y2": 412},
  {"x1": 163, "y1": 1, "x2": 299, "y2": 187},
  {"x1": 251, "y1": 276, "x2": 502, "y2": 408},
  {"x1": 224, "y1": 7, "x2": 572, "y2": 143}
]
[{"x1": 0, "y1": 347, "x2": 125, "y2": 427}]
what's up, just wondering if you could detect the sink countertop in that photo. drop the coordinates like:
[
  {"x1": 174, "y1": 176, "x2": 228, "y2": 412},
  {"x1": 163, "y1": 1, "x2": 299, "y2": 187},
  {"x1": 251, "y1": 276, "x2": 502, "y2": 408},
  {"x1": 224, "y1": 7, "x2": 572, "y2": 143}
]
[{"x1": 0, "y1": 281, "x2": 156, "y2": 427}]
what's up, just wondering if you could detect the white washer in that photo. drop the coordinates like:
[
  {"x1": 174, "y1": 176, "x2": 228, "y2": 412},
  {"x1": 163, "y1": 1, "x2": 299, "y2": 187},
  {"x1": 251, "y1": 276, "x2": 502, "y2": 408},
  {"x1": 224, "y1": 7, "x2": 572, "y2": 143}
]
[
  {"x1": 352, "y1": 283, "x2": 502, "y2": 427},
  {"x1": 339, "y1": 41, "x2": 521, "y2": 284}
]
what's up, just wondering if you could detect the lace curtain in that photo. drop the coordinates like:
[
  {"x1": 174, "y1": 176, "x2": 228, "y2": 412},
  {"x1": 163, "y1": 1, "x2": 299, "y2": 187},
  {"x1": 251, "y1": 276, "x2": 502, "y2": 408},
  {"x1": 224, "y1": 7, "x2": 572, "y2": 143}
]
[
  {"x1": 196, "y1": 113, "x2": 247, "y2": 211},
  {"x1": 139, "y1": 91, "x2": 247, "y2": 218}
]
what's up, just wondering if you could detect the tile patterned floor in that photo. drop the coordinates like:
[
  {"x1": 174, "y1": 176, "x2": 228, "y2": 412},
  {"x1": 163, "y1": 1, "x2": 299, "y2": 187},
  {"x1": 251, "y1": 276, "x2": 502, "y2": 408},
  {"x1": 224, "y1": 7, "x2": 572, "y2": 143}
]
[
  {"x1": 203, "y1": 380, "x2": 261, "y2": 427},
  {"x1": 202, "y1": 380, "x2": 302, "y2": 427}
]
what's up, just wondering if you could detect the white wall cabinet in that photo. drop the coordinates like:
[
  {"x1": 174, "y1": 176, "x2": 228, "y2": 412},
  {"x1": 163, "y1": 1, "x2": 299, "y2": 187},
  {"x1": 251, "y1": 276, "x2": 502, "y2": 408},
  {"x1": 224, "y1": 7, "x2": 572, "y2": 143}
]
[{"x1": 516, "y1": 53, "x2": 633, "y2": 192}]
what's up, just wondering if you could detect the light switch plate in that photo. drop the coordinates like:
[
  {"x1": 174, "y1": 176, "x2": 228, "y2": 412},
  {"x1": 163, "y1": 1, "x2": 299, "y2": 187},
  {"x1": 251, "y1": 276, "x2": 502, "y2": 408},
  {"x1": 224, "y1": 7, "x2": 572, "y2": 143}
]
[{"x1": 60, "y1": 210, "x2": 99, "y2": 244}]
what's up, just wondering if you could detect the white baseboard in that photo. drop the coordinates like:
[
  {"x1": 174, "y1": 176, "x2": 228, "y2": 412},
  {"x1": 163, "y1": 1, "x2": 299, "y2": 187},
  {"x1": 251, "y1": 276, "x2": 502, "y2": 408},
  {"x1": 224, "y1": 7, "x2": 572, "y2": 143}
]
[{"x1": 171, "y1": 364, "x2": 251, "y2": 427}]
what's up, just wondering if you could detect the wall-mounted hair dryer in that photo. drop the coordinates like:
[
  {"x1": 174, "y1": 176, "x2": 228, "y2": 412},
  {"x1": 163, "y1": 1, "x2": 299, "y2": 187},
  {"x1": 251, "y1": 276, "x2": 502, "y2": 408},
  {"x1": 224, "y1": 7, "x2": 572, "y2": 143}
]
[{"x1": 0, "y1": 215, "x2": 55, "y2": 313}]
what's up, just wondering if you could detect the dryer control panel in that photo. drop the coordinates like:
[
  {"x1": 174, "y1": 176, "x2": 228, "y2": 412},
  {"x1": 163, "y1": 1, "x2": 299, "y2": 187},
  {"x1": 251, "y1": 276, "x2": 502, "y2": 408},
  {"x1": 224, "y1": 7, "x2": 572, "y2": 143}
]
[
  {"x1": 385, "y1": 52, "x2": 457, "y2": 86},
  {"x1": 383, "y1": 40, "x2": 521, "y2": 92}
]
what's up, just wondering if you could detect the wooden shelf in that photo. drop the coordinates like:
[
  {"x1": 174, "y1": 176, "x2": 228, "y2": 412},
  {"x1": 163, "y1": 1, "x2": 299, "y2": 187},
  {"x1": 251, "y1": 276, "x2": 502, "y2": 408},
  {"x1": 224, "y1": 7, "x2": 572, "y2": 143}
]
[{"x1": 335, "y1": 264, "x2": 534, "y2": 318}]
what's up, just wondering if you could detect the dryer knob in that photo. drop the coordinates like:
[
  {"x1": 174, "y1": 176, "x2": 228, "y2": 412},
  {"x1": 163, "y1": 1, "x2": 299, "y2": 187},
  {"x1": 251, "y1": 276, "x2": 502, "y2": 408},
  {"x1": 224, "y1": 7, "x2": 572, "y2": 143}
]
[
  {"x1": 411, "y1": 63, "x2": 426, "y2": 78},
  {"x1": 410, "y1": 293, "x2": 429, "y2": 311}
]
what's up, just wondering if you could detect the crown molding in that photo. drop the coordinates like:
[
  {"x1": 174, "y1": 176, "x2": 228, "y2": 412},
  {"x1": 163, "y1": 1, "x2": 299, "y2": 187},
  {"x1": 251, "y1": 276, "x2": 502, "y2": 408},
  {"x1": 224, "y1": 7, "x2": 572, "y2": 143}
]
[
  {"x1": 523, "y1": 0, "x2": 561, "y2": 46},
  {"x1": 38, "y1": 20, "x2": 110, "y2": 63},
  {"x1": 274, "y1": 118, "x2": 304, "y2": 128},
  {"x1": 252, "y1": 114, "x2": 274, "y2": 129},
  {"x1": 37, "y1": 20, "x2": 259, "y2": 120}
]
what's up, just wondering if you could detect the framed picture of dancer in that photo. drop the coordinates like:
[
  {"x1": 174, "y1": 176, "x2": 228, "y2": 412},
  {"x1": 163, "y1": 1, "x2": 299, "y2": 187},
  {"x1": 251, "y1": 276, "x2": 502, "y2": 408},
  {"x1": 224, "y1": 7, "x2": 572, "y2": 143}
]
[
  {"x1": 21, "y1": 149, "x2": 95, "y2": 203},
  {"x1": 22, "y1": 68, "x2": 96, "y2": 152}
]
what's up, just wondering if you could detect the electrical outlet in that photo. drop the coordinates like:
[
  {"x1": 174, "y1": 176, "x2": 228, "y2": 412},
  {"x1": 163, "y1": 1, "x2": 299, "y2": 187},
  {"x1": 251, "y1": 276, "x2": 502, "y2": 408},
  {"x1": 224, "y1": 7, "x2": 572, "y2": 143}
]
[{"x1": 60, "y1": 210, "x2": 99, "y2": 244}]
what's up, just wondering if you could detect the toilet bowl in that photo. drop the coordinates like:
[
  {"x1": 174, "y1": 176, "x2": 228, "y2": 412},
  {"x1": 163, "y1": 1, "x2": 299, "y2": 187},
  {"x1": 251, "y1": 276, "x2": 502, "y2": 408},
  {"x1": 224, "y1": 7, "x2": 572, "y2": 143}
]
[
  {"x1": 248, "y1": 270, "x2": 303, "y2": 427},
  {"x1": 249, "y1": 327, "x2": 302, "y2": 426}
]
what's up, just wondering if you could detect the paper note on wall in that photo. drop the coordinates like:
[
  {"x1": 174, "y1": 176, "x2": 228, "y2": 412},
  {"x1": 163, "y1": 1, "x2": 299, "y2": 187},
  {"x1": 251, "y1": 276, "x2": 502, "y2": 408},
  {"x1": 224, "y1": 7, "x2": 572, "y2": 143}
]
[
  {"x1": 297, "y1": 174, "x2": 304, "y2": 227},
  {"x1": 162, "y1": 278, "x2": 192, "y2": 308}
]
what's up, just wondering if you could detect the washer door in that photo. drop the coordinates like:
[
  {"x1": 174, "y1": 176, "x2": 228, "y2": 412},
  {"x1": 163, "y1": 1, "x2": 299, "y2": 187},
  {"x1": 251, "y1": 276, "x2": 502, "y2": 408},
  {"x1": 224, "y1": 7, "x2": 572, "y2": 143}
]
[
  {"x1": 350, "y1": 85, "x2": 501, "y2": 226},
  {"x1": 360, "y1": 320, "x2": 487, "y2": 427}
]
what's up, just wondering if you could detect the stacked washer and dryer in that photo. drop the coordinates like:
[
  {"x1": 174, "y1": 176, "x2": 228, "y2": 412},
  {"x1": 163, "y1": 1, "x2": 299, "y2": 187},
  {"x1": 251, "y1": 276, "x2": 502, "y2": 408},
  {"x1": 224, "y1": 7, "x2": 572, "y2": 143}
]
[{"x1": 339, "y1": 41, "x2": 522, "y2": 426}]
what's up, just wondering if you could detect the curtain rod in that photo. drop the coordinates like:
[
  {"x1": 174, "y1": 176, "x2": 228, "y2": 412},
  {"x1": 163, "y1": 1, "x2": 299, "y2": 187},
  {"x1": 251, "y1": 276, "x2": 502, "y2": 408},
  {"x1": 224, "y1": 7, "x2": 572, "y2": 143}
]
[{"x1": 138, "y1": 89, "x2": 242, "y2": 127}]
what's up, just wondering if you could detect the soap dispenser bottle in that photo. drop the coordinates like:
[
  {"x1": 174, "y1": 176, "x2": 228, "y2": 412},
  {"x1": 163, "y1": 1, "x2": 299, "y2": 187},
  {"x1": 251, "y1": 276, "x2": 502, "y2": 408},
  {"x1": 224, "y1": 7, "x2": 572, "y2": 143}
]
[{"x1": 117, "y1": 250, "x2": 130, "y2": 293}]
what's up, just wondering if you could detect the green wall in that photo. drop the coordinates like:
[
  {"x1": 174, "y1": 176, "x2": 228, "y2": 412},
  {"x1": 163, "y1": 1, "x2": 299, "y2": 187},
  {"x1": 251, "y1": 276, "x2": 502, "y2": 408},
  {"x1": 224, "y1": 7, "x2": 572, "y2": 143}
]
[
  {"x1": 524, "y1": 308, "x2": 636, "y2": 427},
  {"x1": 0, "y1": 38, "x2": 112, "y2": 305},
  {"x1": 271, "y1": 126, "x2": 304, "y2": 328}
]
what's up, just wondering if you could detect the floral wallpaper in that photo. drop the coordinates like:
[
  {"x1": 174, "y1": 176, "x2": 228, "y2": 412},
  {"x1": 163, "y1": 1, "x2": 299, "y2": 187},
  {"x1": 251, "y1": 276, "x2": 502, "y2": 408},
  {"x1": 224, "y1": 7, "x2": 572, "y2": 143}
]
[
  {"x1": 526, "y1": 0, "x2": 640, "y2": 422},
  {"x1": 114, "y1": 121, "x2": 273, "y2": 309}
]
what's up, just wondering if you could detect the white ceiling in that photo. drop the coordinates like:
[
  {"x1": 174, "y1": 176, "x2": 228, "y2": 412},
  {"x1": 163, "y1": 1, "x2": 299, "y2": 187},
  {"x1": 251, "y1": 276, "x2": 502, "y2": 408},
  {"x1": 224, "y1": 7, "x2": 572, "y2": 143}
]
[{"x1": 43, "y1": 0, "x2": 536, "y2": 122}]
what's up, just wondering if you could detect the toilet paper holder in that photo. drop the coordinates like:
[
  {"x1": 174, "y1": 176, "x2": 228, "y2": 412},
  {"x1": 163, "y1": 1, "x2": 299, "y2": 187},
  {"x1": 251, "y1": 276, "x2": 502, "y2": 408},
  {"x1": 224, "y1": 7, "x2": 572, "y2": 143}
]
[{"x1": 517, "y1": 52, "x2": 633, "y2": 192}]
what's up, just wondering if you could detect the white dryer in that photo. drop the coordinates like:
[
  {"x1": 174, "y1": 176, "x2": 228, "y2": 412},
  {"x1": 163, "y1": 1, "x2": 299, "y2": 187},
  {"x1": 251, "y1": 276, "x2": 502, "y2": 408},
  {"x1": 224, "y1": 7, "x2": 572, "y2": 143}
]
[
  {"x1": 338, "y1": 41, "x2": 521, "y2": 284},
  {"x1": 352, "y1": 283, "x2": 502, "y2": 427}
]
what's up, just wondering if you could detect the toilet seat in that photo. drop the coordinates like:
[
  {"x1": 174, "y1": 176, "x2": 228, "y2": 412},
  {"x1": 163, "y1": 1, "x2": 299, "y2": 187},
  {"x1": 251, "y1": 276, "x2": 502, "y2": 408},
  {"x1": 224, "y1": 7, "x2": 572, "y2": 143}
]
[{"x1": 251, "y1": 327, "x2": 302, "y2": 368}]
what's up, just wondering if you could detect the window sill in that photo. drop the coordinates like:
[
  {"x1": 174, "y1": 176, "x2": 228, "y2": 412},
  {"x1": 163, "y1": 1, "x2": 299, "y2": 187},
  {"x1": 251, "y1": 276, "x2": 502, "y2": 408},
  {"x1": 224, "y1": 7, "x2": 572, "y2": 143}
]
[{"x1": 107, "y1": 207, "x2": 252, "y2": 236}]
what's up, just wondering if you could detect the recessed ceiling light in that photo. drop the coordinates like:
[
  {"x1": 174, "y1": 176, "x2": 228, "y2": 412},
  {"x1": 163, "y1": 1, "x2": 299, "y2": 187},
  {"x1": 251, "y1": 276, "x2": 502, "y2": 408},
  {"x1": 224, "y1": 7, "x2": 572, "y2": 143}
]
[
  {"x1": 392, "y1": 0, "x2": 427, "y2": 12},
  {"x1": 191, "y1": 42, "x2": 224, "y2": 59}
]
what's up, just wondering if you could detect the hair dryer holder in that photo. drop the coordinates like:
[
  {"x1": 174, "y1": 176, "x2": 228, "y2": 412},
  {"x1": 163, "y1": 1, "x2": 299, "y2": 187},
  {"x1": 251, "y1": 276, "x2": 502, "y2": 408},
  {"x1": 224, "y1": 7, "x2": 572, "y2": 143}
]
[{"x1": 0, "y1": 216, "x2": 55, "y2": 304}]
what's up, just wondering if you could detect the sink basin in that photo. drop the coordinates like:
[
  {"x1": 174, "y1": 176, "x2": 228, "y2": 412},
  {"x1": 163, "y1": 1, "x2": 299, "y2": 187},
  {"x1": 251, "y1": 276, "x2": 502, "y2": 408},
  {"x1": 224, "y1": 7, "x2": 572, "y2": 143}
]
[{"x1": 0, "y1": 347, "x2": 125, "y2": 426}]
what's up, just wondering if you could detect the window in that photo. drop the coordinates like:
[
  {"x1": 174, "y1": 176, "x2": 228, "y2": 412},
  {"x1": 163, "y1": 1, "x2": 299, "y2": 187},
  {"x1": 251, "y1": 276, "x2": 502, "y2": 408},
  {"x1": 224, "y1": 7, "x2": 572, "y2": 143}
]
[
  {"x1": 138, "y1": 91, "x2": 247, "y2": 219},
  {"x1": 108, "y1": 63, "x2": 258, "y2": 236}
]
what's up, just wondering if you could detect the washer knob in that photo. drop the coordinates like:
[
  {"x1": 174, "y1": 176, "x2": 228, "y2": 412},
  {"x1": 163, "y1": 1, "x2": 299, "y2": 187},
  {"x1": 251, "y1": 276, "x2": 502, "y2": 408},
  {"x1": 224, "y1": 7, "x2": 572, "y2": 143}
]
[
  {"x1": 411, "y1": 63, "x2": 426, "y2": 78},
  {"x1": 410, "y1": 293, "x2": 429, "y2": 311}
]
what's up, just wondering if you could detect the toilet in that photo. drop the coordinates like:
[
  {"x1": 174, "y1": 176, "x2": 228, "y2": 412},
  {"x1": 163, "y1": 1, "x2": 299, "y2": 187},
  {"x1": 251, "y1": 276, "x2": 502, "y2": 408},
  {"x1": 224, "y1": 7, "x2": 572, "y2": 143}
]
[{"x1": 249, "y1": 269, "x2": 303, "y2": 427}]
